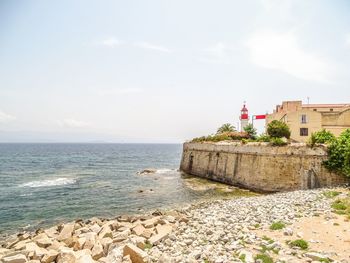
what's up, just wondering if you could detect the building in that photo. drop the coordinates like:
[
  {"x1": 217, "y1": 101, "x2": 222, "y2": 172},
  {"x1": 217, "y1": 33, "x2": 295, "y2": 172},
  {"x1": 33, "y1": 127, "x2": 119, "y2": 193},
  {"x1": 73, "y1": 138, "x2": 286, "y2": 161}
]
[
  {"x1": 266, "y1": 101, "x2": 350, "y2": 142},
  {"x1": 240, "y1": 103, "x2": 249, "y2": 132}
]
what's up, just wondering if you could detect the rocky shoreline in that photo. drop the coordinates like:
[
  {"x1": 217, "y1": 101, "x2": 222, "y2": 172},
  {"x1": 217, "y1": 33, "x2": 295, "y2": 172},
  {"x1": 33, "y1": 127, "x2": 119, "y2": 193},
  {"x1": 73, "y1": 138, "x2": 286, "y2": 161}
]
[{"x1": 1, "y1": 188, "x2": 349, "y2": 263}]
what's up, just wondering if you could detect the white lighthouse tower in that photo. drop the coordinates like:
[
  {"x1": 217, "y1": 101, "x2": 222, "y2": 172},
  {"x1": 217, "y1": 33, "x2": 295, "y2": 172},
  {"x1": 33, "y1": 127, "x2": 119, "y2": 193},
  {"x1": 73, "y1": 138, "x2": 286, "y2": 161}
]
[{"x1": 240, "y1": 103, "x2": 249, "y2": 132}]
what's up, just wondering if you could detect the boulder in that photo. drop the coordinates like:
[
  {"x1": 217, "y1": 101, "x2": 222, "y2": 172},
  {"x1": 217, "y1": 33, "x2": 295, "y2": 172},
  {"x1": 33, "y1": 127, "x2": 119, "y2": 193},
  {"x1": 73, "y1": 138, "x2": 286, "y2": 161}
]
[
  {"x1": 113, "y1": 230, "x2": 130, "y2": 243},
  {"x1": 148, "y1": 225, "x2": 172, "y2": 245},
  {"x1": 140, "y1": 229, "x2": 153, "y2": 239},
  {"x1": 82, "y1": 232, "x2": 97, "y2": 250},
  {"x1": 137, "y1": 169, "x2": 157, "y2": 175},
  {"x1": 56, "y1": 248, "x2": 76, "y2": 263},
  {"x1": 132, "y1": 224, "x2": 145, "y2": 236},
  {"x1": 57, "y1": 223, "x2": 75, "y2": 242},
  {"x1": 92, "y1": 243, "x2": 104, "y2": 260},
  {"x1": 100, "y1": 238, "x2": 113, "y2": 254},
  {"x1": 123, "y1": 244, "x2": 148, "y2": 263},
  {"x1": 141, "y1": 217, "x2": 160, "y2": 229},
  {"x1": 1, "y1": 254, "x2": 27, "y2": 263},
  {"x1": 98, "y1": 226, "x2": 113, "y2": 239},
  {"x1": 77, "y1": 254, "x2": 96, "y2": 263},
  {"x1": 41, "y1": 250, "x2": 58, "y2": 263}
]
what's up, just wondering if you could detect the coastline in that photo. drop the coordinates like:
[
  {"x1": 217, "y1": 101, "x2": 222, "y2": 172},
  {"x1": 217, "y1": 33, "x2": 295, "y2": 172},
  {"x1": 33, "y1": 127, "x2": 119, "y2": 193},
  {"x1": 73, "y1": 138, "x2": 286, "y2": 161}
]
[{"x1": 1, "y1": 187, "x2": 349, "y2": 263}]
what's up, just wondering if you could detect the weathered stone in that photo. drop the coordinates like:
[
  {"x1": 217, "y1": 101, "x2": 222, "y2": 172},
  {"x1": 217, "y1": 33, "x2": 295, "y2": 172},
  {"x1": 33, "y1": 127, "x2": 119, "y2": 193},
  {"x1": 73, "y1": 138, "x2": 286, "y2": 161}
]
[
  {"x1": 57, "y1": 223, "x2": 75, "y2": 242},
  {"x1": 141, "y1": 217, "x2": 160, "y2": 228},
  {"x1": 132, "y1": 224, "x2": 146, "y2": 236},
  {"x1": 90, "y1": 224, "x2": 101, "y2": 234},
  {"x1": 25, "y1": 242, "x2": 48, "y2": 259},
  {"x1": 98, "y1": 226, "x2": 113, "y2": 239},
  {"x1": 35, "y1": 237, "x2": 52, "y2": 248},
  {"x1": 77, "y1": 254, "x2": 96, "y2": 263},
  {"x1": 140, "y1": 229, "x2": 153, "y2": 239},
  {"x1": 113, "y1": 230, "x2": 131, "y2": 243},
  {"x1": 92, "y1": 243, "x2": 104, "y2": 260},
  {"x1": 148, "y1": 225, "x2": 172, "y2": 245},
  {"x1": 123, "y1": 244, "x2": 148, "y2": 263},
  {"x1": 57, "y1": 248, "x2": 76, "y2": 263},
  {"x1": 1, "y1": 254, "x2": 27, "y2": 263},
  {"x1": 41, "y1": 250, "x2": 58, "y2": 263},
  {"x1": 44, "y1": 227, "x2": 58, "y2": 238},
  {"x1": 82, "y1": 232, "x2": 97, "y2": 250},
  {"x1": 100, "y1": 238, "x2": 113, "y2": 254}
]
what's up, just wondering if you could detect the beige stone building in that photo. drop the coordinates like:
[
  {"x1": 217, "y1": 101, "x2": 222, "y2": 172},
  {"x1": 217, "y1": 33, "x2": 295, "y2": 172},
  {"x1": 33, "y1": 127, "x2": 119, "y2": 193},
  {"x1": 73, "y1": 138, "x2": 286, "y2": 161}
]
[{"x1": 266, "y1": 101, "x2": 350, "y2": 142}]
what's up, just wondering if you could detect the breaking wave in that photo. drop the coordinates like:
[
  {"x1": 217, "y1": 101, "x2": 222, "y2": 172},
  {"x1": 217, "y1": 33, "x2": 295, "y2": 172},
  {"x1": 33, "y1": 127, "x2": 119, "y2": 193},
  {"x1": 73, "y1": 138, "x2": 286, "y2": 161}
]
[{"x1": 19, "y1": 178, "x2": 77, "y2": 188}]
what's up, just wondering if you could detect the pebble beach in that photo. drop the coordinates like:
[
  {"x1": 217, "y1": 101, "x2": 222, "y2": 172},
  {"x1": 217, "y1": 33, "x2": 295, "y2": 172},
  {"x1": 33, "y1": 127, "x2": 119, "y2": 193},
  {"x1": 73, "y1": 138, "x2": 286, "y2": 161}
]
[{"x1": 1, "y1": 187, "x2": 349, "y2": 263}]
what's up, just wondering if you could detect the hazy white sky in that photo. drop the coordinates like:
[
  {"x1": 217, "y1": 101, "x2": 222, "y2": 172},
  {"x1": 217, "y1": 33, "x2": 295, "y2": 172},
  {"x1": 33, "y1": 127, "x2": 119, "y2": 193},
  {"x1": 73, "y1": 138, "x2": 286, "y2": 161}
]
[{"x1": 0, "y1": 0, "x2": 349, "y2": 142}]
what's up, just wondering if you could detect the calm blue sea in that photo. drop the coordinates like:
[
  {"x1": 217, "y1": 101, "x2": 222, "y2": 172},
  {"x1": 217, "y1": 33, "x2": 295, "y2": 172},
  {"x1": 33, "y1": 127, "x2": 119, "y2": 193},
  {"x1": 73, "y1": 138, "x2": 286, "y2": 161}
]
[{"x1": 0, "y1": 143, "x2": 201, "y2": 235}]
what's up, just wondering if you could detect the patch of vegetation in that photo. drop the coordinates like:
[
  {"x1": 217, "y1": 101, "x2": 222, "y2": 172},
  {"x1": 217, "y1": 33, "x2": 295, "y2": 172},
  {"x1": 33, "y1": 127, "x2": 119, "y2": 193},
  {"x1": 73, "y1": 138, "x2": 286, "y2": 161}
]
[
  {"x1": 324, "y1": 129, "x2": 350, "y2": 177},
  {"x1": 244, "y1": 124, "x2": 257, "y2": 139},
  {"x1": 254, "y1": 223, "x2": 261, "y2": 229},
  {"x1": 269, "y1": 221, "x2": 286, "y2": 230},
  {"x1": 323, "y1": 191, "x2": 341, "y2": 198},
  {"x1": 239, "y1": 254, "x2": 246, "y2": 262},
  {"x1": 267, "y1": 120, "x2": 291, "y2": 139},
  {"x1": 254, "y1": 253, "x2": 274, "y2": 263},
  {"x1": 308, "y1": 129, "x2": 336, "y2": 147},
  {"x1": 331, "y1": 199, "x2": 347, "y2": 210},
  {"x1": 256, "y1": 134, "x2": 271, "y2": 142},
  {"x1": 143, "y1": 241, "x2": 153, "y2": 249},
  {"x1": 289, "y1": 239, "x2": 309, "y2": 250},
  {"x1": 270, "y1": 137, "x2": 287, "y2": 146},
  {"x1": 191, "y1": 131, "x2": 250, "y2": 143}
]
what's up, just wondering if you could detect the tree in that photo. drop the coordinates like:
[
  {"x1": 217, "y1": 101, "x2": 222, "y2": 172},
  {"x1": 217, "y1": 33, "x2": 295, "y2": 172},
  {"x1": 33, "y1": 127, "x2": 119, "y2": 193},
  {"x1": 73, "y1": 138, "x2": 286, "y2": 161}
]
[
  {"x1": 216, "y1": 123, "x2": 236, "y2": 134},
  {"x1": 267, "y1": 120, "x2": 291, "y2": 139},
  {"x1": 244, "y1": 124, "x2": 257, "y2": 139},
  {"x1": 324, "y1": 129, "x2": 350, "y2": 177}
]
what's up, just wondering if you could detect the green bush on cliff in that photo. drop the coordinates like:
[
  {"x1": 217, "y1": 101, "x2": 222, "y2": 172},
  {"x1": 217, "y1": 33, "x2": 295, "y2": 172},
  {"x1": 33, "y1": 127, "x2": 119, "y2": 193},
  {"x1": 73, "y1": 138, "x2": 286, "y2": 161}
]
[
  {"x1": 267, "y1": 120, "x2": 291, "y2": 139},
  {"x1": 324, "y1": 129, "x2": 350, "y2": 177},
  {"x1": 308, "y1": 129, "x2": 335, "y2": 147},
  {"x1": 270, "y1": 137, "x2": 287, "y2": 146},
  {"x1": 244, "y1": 124, "x2": 257, "y2": 139}
]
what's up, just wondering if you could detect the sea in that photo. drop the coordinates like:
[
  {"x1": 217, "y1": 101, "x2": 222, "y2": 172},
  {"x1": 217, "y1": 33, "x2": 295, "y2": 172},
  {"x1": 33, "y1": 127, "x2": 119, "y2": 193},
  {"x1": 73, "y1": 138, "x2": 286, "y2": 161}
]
[{"x1": 0, "y1": 143, "x2": 206, "y2": 236}]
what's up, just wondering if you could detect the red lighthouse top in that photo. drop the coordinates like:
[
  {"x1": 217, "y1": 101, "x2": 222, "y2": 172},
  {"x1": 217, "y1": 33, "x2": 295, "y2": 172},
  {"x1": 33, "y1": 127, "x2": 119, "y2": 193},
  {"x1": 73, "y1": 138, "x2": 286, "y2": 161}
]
[{"x1": 240, "y1": 103, "x2": 249, "y2": 120}]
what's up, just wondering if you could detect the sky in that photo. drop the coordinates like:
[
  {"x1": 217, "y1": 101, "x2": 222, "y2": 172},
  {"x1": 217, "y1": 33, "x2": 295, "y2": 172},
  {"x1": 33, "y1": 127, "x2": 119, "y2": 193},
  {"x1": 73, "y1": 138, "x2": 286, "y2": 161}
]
[{"x1": 0, "y1": 0, "x2": 350, "y2": 143}]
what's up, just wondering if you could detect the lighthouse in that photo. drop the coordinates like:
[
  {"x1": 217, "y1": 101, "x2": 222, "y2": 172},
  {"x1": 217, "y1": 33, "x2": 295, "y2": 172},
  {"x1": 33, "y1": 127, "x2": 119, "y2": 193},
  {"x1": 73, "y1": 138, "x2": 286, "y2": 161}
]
[{"x1": 240, "y1": 103, "x2": 249, "y2": 131}]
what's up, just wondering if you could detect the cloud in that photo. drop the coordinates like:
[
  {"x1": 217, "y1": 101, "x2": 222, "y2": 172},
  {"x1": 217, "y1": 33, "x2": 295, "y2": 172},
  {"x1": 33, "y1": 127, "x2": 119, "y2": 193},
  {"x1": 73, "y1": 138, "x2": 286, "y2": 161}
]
[
  {"x1": 98, "y1": 88, "x2": 143, "y2": 96},
  {"x1": 97, "y1": 37, "x2": 122, "y2": 47},
  {"x1": 199, "y1": 42, "x2": 232, "y2": 64},
  {"x1": 246, "y1": 30, "x2": 332, "y2": 83},
  {"x1": 346, "y1": 34, "x2": 350, "y2": 46},
  {"x1": 58, "y1": 119, "x2": 90, "y2": 128},
  {"x1": 0, "y1": 110, "x2": 16, "y2": 123},
  {"x1": 133, "y1": 42, "x2": 172, "y2": 53}
]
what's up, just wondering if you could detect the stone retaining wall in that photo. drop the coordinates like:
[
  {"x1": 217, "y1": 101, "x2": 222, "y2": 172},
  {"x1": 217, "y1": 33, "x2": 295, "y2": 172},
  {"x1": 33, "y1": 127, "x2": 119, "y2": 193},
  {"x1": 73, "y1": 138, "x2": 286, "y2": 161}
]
[{"x1": 180, "y1": 142, "x2": 349, "y2": 192}]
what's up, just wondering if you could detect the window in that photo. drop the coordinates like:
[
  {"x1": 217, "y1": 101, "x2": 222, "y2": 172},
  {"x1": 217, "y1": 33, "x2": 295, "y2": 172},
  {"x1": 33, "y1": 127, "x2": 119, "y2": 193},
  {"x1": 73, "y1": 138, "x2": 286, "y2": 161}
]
[
  {"x1": 301, "y1": 114, "x2": 307, "y2": 124},
  {"x1": 330, "y1": 108, "x2": 334, "y2": 112},
  {"x1": 313, "y1": 109, "x2": 317, "y2": 111},
  {"x1": 300, "y1": 128, "x2": 308, "y2": 136}
]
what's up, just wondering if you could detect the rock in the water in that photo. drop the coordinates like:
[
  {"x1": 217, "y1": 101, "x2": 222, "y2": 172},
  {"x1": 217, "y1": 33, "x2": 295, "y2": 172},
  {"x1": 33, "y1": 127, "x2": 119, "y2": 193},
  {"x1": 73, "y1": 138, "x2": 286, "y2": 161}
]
[{"x1": 137, "y1": 168, "x2": 157, "y2": 175}]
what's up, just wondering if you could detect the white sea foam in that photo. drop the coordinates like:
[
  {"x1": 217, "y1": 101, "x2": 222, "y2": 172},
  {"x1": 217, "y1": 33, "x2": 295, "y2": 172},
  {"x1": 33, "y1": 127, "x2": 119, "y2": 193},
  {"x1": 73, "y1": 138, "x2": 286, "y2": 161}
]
[
  {"x1": 19, "y1": 178, "x2": 76, "y2": 188},
  {"x1": 155, "y1": 168, "x2": 176, "y2": 174}
]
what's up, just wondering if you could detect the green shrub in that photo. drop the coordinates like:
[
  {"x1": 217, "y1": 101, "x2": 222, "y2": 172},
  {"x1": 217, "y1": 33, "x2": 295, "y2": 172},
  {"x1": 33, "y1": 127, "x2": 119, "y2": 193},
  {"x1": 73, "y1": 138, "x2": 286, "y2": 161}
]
[
  {"x1": 289, "y1": 239, "x2": 309, "y2": 250},
  {"x1": 324, "y1": 129, "x2": 350, "y2": 177},
  {"x1": 244, "y1": 124, "x2": 257, "y2": 139},
  {"x1": 270, "y1": 221, "x2": 286, "y2": 230},
  {"x1": 308, "y1": 129, "x2": 335, "y2": 147},
  {"x1": 254, "y1": 254, "x2": 274, "y2": 263},
  {"x1": 256, "y1": 134, "x2": 271, "y2": 142},
  {"x1": 267, "y1": 120, "x2": 291, "y2": 139},
  {"x1": 270, "y1": 137, "x2": 287, "y2": 146}
]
